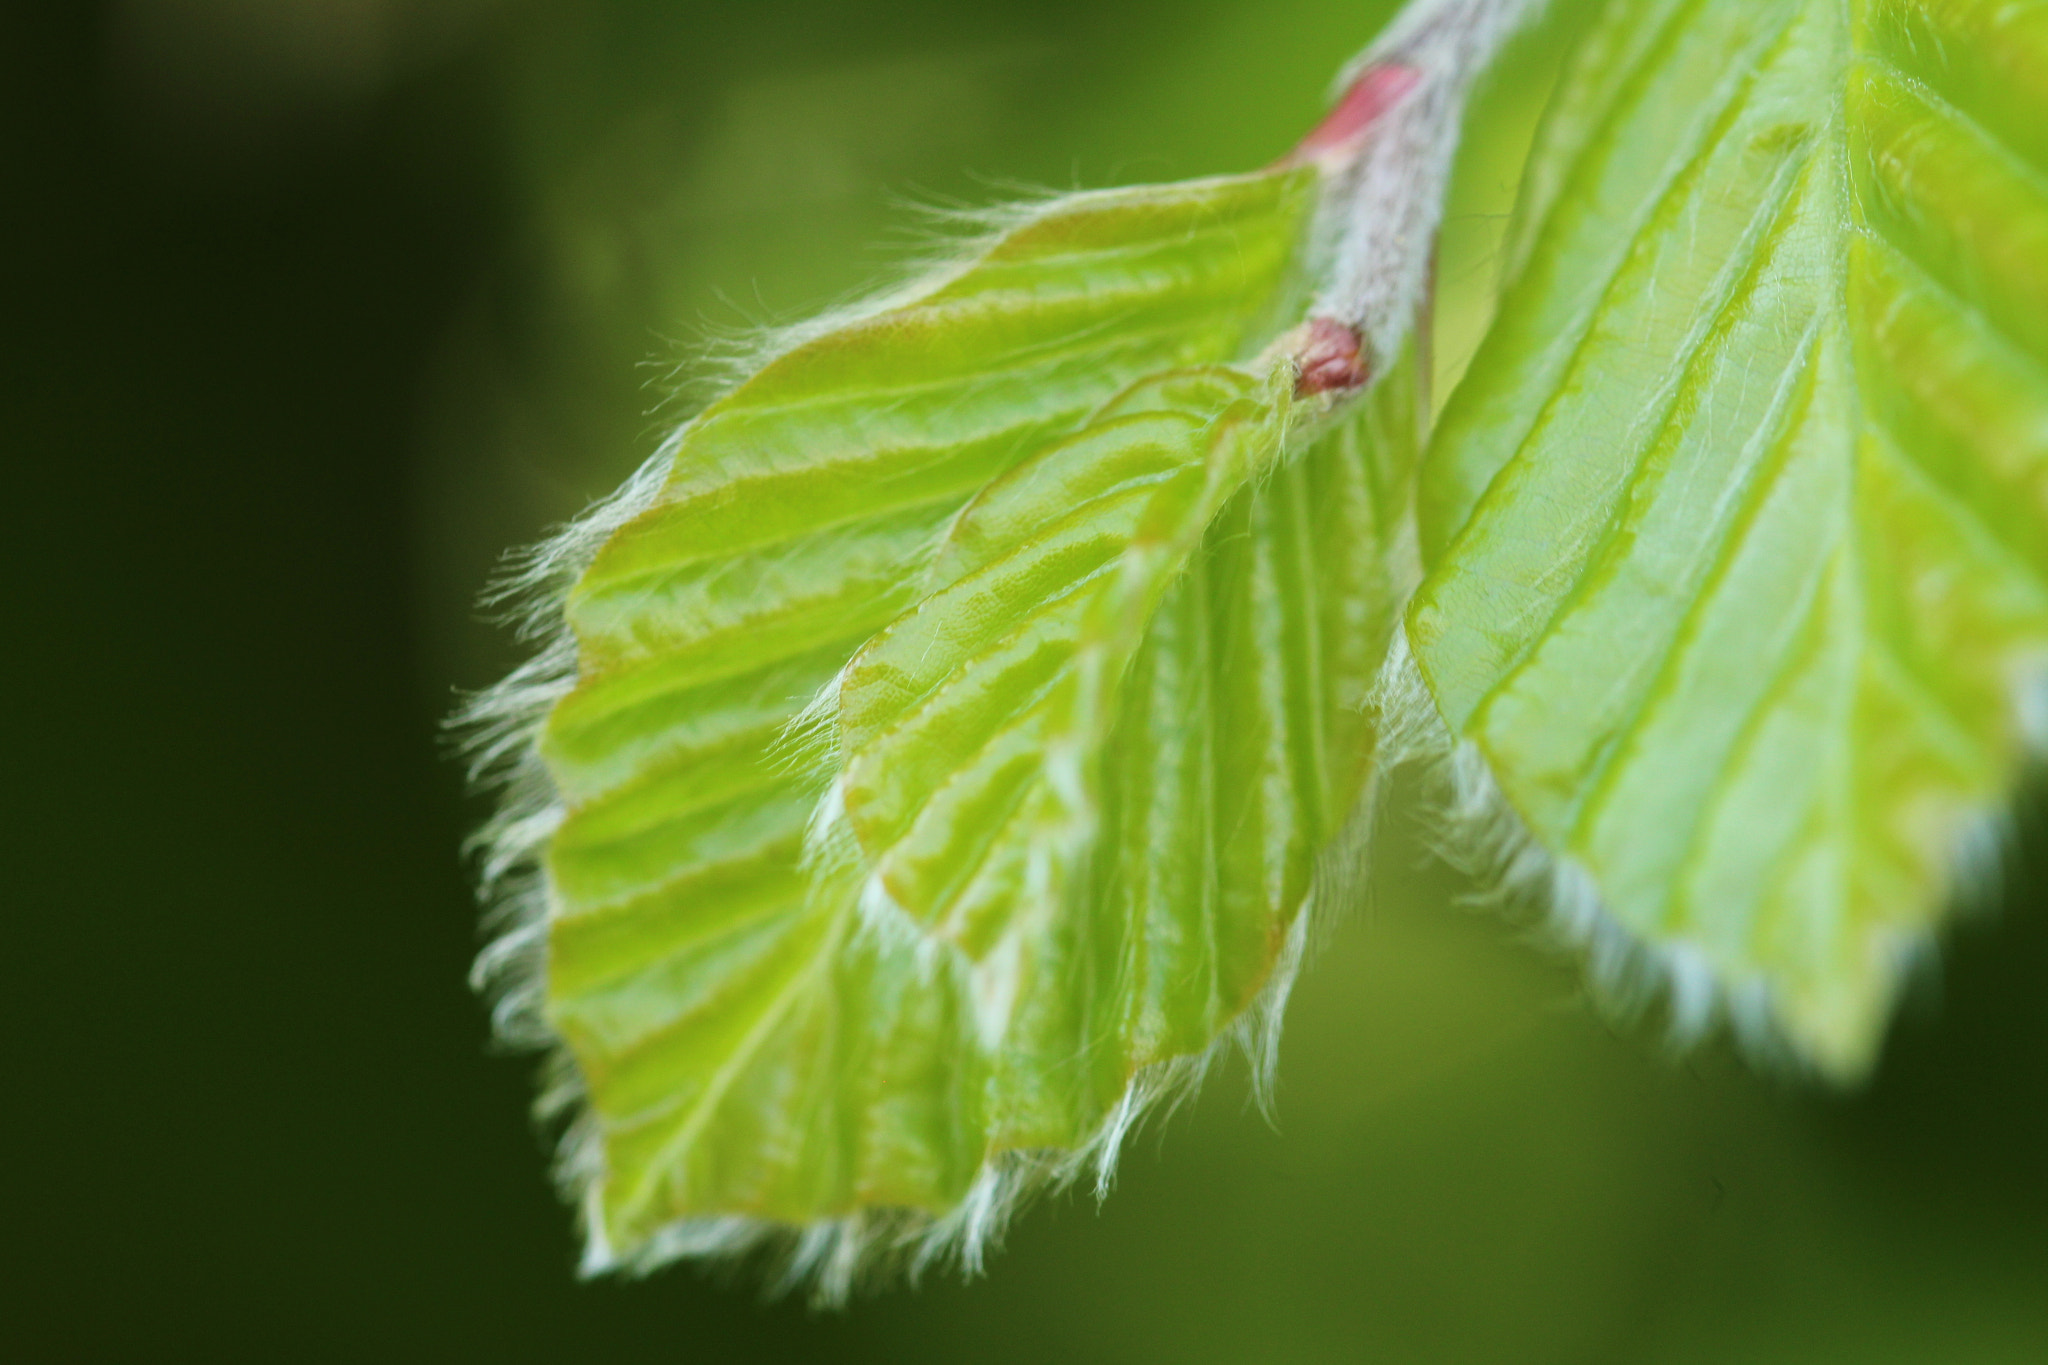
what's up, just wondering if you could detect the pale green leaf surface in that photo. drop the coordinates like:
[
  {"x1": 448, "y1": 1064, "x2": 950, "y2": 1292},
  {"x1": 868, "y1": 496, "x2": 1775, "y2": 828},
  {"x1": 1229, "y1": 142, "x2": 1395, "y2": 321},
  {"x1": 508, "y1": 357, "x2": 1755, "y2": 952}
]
[
  {"x1": 531, "y1": 166, "x2": 1421, "y2": 1262},
  {"x1": 1410, "y1": 0, "x2": 2048, "y2": 1074},
  {"x1": 833, "y1": 367, "x2": 1293, "y2": 962}
]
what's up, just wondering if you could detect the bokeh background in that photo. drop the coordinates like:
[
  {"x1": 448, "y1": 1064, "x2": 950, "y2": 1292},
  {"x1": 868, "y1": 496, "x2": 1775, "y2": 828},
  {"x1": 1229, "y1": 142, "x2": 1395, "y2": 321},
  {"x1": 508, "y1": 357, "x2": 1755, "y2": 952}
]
[{"x1": 14, "y1": 1, "x2": 2048, "y2": 1359}]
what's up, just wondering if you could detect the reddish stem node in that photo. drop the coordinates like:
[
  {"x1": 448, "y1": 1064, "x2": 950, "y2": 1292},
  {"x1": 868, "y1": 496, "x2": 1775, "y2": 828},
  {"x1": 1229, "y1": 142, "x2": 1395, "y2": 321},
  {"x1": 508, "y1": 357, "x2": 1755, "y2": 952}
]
[
  {"x1": 1293, "y1": 317, "x2": 1370, "y2": 396},
  {"x1": 1287, "y1": 63, "x2": 1422, "y2": 164}
]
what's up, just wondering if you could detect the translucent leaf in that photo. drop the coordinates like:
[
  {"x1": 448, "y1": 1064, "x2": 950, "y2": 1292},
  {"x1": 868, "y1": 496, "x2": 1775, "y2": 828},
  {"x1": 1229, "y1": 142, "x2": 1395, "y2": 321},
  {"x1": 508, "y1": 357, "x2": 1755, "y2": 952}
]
[
  {"x1": 1409, "y1": 0, "x2": 2048, "y2": 1075},
  {"x1": 513, "y1": 165, "x2": 1424, "y2": 1280}
]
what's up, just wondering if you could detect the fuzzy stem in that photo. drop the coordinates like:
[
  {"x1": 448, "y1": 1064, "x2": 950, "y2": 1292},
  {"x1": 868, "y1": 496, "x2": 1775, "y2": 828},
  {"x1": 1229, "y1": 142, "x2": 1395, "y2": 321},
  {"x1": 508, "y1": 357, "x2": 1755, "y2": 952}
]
[{"x1": 1292, "y1": 0, "x2": 1544, "y2": 381}]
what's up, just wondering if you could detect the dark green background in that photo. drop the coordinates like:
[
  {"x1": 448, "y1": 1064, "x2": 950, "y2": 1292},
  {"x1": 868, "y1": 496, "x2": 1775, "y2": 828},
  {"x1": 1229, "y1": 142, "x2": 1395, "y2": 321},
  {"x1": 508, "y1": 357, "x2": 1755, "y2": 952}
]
[{"x1": 13, "y1": 1, "x2": 2046, "y2": 1359}]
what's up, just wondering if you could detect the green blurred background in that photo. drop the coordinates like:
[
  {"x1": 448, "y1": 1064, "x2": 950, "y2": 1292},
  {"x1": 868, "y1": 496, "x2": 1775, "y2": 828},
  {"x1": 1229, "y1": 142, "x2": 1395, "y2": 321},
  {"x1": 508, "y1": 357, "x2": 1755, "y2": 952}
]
[{"x1": 13, "y1": 1, "x2": 2047, "y2": 1358}]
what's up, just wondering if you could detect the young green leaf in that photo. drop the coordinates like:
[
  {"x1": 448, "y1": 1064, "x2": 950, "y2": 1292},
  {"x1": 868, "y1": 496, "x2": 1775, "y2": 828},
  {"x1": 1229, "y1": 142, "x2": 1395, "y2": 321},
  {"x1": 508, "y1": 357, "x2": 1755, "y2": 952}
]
[
  {"x1": 468, "y1": 159, "x2": 1437, "y2": 1288},
  {"x1": 823, "y1": 347, "x2": 1419, "y2": 1043},
  {"x1": 1409, "y1": 0, "x2": 2048, "y2": 1075},
  {"x1": 465, "y1": 0, "x2": 1542, "y2": 1293}
]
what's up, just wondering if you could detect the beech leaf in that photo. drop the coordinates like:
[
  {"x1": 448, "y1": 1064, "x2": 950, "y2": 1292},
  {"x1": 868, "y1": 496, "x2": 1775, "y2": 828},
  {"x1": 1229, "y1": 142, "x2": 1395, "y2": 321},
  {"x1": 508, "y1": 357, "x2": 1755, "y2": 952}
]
[{"x1": 1409, "y1": 0, "x2": 2048, "y2": 1076}]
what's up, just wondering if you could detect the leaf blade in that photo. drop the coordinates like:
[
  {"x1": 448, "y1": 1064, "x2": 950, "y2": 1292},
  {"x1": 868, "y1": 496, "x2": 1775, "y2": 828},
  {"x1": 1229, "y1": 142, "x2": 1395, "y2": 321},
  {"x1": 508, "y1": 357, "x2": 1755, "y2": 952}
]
[
  {"x1": 515, "y1": 164, "x2": 1435, "y2": 1273},
  {"x1": 1410, "y1": 0, "x2": 2048, "y2": 1074}
]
